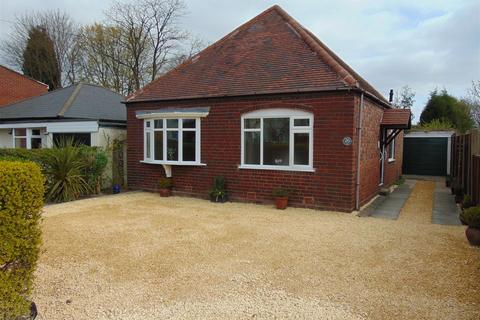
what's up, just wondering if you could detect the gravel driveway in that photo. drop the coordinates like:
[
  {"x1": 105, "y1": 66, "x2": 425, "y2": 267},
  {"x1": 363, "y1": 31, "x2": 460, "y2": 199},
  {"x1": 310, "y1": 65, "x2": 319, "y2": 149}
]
[{"x1": 34, "y1": 192, "x2": 479, "y2": 319}]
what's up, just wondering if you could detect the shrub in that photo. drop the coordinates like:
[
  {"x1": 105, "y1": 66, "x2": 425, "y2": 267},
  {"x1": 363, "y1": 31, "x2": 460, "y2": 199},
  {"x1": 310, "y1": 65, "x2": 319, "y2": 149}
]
[
  {"x1": 0, "y1": 161, "x2": 44, "y2": 318},
  {"x1": 0, "y1": 145, "x2": 108, "y2": 202},
  {"x1": 209, "y1": 176, "x2": 227, "y2": 200},
  {"x1": 159, "y1": 177, "x2": 172, "y2": 189},
  {"x1": 462, "y1": 195, "x2": 475, "y2": 209},
  {"x1": 460, "y1": 206, "x2": 480, "y2": 228},
  {"x1": 272, "y1": 188, "x2": 289, "y2": 197},
  {"x1": 417, "y1": 119, "x2": 454, "y2": 131},
  {"x1": 79, "y1": 146, "x2": 108, "y2": 194}
]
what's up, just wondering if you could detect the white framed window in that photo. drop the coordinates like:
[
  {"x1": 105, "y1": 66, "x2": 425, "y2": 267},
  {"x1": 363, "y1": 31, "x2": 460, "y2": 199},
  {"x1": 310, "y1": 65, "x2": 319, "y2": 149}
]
[
  {"x1": 240, "y1": 108, "x2": 314, "y2": 172},
  {"x1": 388, "y1": 130, "x2": 395, "y2": 162},
  {"x1": 12, "y1": 128, "x2": 43, "y2": 149},
  {"x1": 143, "y1": 118, "x2": 202, "y2": 165}
]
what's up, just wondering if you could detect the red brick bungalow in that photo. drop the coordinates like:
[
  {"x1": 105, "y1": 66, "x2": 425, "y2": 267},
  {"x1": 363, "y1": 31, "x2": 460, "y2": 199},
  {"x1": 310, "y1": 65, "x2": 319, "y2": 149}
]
[
  {"x1": 125, "y1": 5, "x2": 411, "y2": 212},
  {"x1": 0, "y1": 65, "x2": 48, "y2": 107}
]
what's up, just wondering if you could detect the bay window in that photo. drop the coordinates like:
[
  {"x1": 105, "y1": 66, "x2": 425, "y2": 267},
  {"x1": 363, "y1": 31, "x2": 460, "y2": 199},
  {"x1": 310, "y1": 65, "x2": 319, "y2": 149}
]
[
  {"x1": 143, "y1": 118, "x2": 202, "y2": 164},
  {"x1": 241, "y1": 108, "x2": 314, "y2": 171}
]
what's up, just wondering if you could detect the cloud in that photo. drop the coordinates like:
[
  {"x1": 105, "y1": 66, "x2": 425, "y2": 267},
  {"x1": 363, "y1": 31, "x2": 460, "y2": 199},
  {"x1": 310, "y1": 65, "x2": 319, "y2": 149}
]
[{"x1": 1, "y1": 0, "x2": 478, "y2": 120}]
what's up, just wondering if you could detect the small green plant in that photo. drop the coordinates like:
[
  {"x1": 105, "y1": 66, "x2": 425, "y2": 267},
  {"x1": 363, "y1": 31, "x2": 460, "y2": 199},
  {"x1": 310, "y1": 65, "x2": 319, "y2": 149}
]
[
  {"x1": 209, "y1": 176, "x2": 227, "y2": 202},
  {"x1": 462, "y1": 195, "x2": 475, "y2": 209},
  {"x1": 159, "y1": 177, "x2": 172, "y2": 189},
  {"x1": 0, "y1": 161, "x2": 44, "y2": 318},
  {"x1": 394, "y1": 176, "x2": 405, "y2": 186},
  {"x1": 272, "y1": 188, "x2": 289, "y2": 198},
  {"x1": 460, "y1": 206, "x2": 480, "y2": 228}
]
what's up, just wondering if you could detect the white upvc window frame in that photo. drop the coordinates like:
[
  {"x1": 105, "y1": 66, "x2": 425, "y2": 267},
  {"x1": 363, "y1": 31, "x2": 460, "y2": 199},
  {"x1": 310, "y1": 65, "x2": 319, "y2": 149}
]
[
  {"x1": 388, "y1": 130, "x2": 395, "y2": 162},
  {"x1": 143, "y1": 118, "x2": 204, "y2": 166},
  {"x1": 12, "y1": 128, "x2": 44, "y2": 149},
  {"x1": 239, "y1": 108, "x2": 314, "y2": 172}
]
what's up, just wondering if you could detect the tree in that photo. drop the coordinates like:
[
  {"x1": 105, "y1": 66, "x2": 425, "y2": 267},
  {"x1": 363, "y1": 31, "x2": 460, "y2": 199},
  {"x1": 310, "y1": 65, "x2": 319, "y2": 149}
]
[
  {"x1": 420, "y1": 89, "x2": 474, "y2": 133},
  {"x1": 463, "y1": 81, "x2": 480, "y2": 127},
  {"x1": 1, "y1": 10, "x2": 79, "y2": 86},
  {"x1": 166, "y1": 35, "x2": 206, "y2": 71},
  {"x1": 393, "y1": 85, "x2": 415, "y2": 109},
  {"x1": 105, "y1": 0, "x2": 188, "y2": 91},
  {"x1": 22, "y1": 27, "x2": 61, "y2": 90},
  {"x1": 73, "y1": 24, "x2": 134, "y2": 95}
]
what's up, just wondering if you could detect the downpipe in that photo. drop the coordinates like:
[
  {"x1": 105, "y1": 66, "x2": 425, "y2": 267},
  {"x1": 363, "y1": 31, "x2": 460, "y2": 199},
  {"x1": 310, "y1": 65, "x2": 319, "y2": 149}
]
[{"x1": 355, "y1": 92, "x2": 364, "y2": 211}]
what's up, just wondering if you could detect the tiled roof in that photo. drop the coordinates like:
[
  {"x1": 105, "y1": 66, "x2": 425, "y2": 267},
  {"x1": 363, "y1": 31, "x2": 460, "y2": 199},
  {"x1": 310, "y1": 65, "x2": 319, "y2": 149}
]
[
  {"x1": 381, "y1": 109, "x2": 412, "y2": 129},
  {"x1": 127, "y1": 5, "x2": 388, "y2": 103},
  {"x1": 0, "y1": 83, "x2": 126, "y2": 122}
]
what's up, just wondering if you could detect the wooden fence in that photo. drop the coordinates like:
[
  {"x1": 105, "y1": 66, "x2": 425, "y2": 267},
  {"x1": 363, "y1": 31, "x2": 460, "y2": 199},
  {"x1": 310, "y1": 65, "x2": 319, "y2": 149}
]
[{"x1": 451, "y1": 129, "x2": 480, "y2": 204}]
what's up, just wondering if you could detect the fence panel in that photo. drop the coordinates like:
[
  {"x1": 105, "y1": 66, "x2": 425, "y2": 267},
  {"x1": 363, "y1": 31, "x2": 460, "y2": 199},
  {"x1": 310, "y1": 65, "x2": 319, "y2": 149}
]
[
  {"x1": 451, "y1": 129, "x2": 480, "y2": 205},
  {"x1": 472, "y1": 155, "x2": 480, "y2": 205}
]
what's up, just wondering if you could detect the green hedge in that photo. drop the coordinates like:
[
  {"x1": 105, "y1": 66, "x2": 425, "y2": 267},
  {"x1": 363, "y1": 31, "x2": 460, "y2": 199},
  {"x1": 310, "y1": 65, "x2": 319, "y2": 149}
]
[
  {"x1": 0, "y1": 161, "x2": 44, "y2": 318},
  {"x1": 0, "y1": 147, "x2": 107, "y2": 202}
]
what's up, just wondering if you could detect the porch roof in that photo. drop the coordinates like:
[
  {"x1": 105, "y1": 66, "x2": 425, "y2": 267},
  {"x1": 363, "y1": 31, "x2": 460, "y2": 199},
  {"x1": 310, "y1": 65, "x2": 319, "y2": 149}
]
[{"x1": 381, "y1": 109, "x2": 411, "y2": 129}]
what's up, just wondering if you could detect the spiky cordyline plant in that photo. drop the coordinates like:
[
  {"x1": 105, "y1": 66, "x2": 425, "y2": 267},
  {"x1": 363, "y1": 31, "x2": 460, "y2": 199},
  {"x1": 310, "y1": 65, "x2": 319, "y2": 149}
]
[{"x1": 42, "y1": 137, "x2": 90, "y2": 202}]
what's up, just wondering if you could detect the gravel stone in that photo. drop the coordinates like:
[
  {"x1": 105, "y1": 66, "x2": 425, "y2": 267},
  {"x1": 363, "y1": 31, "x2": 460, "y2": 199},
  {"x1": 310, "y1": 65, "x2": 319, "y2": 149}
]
[{"x1": 33, "y1": 191, "x2": 480, "y2": 319}]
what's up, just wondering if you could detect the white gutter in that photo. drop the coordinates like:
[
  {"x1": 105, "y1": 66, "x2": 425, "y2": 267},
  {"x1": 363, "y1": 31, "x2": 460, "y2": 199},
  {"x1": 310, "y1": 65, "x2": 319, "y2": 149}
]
[{"x1": 355, "y1": 93, "x2": 365, "y2": 210}]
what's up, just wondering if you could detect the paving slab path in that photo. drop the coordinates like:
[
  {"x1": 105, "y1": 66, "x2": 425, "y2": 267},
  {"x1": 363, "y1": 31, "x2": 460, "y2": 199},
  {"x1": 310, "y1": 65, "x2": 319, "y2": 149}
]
[
  {"x1": 363, "y1": 178, "x2": 461, "y2": 226},
  {"x1": 361, "y1": 180, "x2": 416, "y2": 220},
  {"x1": 432, "y1": 181, "x2": 461, "y2": 225}
]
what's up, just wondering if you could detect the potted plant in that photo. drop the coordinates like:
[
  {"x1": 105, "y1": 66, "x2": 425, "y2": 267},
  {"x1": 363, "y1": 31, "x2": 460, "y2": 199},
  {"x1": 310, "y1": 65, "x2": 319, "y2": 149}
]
[
  {"x1": 460, "y1": 206, "x2": 480, "y2": 246},
  {"x1": 273, "y1": 188, "x2": 289, "y2": 210},
  {"x1": 209, "y1": 176, "x2": 228, "y2": 203},
  {"x1": 159, "y1": 177, "x2": 172, "y2": 197}
]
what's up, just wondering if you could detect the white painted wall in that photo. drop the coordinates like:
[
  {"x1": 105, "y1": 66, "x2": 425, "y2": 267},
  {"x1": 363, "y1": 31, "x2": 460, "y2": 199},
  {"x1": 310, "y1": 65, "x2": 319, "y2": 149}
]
[
  {"x1": 91, "y1": 127, "x2": 126, "y2": 148},
  {"x1": 0, "y1": 129, "x2": 13, "y2": 148}
]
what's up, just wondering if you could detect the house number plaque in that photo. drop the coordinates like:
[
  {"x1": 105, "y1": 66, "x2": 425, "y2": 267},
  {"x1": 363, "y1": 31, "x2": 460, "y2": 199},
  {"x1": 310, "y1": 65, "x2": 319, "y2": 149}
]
[{"x1": 342, "y1": 137, "x2": 352, "y2": 146}]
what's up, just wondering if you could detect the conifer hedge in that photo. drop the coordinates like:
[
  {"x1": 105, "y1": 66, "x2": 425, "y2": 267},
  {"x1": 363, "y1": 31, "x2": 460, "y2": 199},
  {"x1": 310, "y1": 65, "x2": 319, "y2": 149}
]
[{"x1": 0, "y1": 161, "x2": 44, "y2": 319}]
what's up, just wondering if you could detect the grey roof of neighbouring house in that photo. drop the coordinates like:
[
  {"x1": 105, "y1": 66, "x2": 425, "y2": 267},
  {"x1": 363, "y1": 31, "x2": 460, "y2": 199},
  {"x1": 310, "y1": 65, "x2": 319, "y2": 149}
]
[{"x1": 0, "y1": 83, "x2": 126, "y2": 122}]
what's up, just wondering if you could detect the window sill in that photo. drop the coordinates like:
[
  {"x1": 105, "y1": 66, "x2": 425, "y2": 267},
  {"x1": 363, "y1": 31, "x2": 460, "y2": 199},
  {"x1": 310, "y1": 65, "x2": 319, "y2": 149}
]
[
  {"x1": 140, "y1": 160, "x2": 206, "y2": 166},
  {"x1": 388, "y1": 158, "x2": 396, "y2": 163},
  {"x1": 238, "y1": 164, "x2": 315, "y2": 172}
]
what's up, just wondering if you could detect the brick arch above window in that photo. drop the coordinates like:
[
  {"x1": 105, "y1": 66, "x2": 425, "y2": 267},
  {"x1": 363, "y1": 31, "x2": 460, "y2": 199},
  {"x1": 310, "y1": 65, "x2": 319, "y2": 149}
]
[{"x1": 238, "y1": 102, "x2": 314, "y2": 115}]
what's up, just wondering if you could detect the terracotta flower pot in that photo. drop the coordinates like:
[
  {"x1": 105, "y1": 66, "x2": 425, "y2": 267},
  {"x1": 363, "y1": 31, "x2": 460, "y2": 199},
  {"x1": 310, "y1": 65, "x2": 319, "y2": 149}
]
[
  {"x1": 275, "y1": 197, "x2": 288, "y2": 210},
  {"x1": 159, "y1": 188, "x2": 171, "y2": 197},
  {"x1": 466, "y1": 227, "x2": 480, "y2": 246}
]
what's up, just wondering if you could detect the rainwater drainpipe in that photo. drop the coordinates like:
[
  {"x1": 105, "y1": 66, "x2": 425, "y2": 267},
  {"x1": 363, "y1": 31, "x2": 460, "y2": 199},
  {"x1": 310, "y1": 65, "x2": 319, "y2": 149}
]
[{"x1": 355, "y1": 92, "x2": 365, "y2": 211}]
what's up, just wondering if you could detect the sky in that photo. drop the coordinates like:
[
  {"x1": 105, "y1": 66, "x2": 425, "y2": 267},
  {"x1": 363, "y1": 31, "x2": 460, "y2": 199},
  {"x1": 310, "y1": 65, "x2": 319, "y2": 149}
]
[{"x1": 1, "y1": 0, "x2": 479, "y2": 121}]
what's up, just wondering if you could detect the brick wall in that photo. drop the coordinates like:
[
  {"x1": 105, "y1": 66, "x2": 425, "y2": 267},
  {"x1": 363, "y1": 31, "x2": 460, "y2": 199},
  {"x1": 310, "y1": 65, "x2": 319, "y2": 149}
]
[
  {"x1": 0, "y1": 66, "x2": 48, "y2": 107},
  {"x1": 127, "y1": 91, "x2": 359, "y2": 211},
  {"x1": 357, "y1": 96, "x2": 403, "y2": 206}
]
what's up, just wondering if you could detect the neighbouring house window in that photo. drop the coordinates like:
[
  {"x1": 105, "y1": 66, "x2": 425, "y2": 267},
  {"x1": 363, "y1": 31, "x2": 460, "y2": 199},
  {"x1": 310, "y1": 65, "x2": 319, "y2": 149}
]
[
  {"x1": 12, "y1": 128, "x2": 44, "y2": 149},
  {"x1": 241, "y1": 108, "x2": 313, "y2": 171},
  {"x1": 144, "y1": 118, "x2": 201, "y2": 164},
  {"x1": 388, "y1": 130, "x2": 395, "y2": 161}
]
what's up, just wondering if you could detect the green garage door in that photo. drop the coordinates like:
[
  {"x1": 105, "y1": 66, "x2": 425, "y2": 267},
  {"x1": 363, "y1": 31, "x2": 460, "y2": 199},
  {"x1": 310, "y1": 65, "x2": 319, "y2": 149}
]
[{"x1": 403, "y1": 137, "x2": 448, "y2": 176}]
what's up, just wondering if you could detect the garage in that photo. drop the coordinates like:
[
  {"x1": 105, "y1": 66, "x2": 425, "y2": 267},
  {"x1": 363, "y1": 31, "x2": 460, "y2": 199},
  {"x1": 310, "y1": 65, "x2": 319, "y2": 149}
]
[{"x1": 403, "y1": 131, "x2": 454, "y2": 176}]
